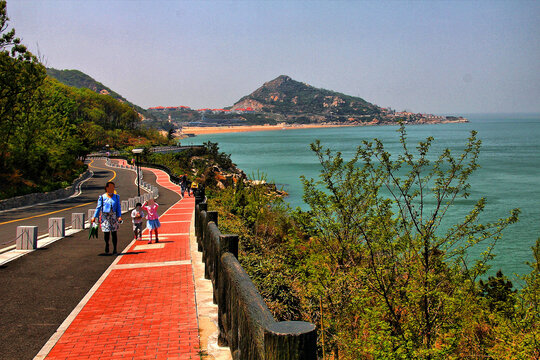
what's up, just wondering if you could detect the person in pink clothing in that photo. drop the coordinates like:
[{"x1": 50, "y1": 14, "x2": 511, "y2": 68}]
[{"x1": 142, "y1": 198, "x2": 161, "y2": 244}]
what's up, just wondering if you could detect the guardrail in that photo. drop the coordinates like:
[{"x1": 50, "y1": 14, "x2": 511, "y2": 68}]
[{"x1": 195, "y1": 200, "x2": 317, "y2": 360}]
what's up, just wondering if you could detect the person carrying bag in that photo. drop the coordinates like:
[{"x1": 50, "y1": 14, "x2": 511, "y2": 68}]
[{"x1": 91, "y1": 181, "x2": 122, "y2": 255}]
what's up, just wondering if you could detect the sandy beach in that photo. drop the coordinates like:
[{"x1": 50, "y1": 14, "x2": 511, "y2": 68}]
[
  {"x1": 178, "y1": 117, "x2": 468, "y2": 137},
  {"x1": 180, "y1": 123, "x2": 359, "y2": 136}
]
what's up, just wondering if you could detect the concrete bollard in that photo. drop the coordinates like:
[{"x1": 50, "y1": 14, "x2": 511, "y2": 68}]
[
  {"x1": 88, "y1": 209, "x2": 95, "y2": 222},
  {"x1": 72, "y1": 213, "x2": 85, "y2": 230},
  {"x1": 129, "y1": 198, "x2": 135, "y2": 209},
  {"x1": 16, "y1": 226, "x2": 38, "y2": 250},
  {"x1": 48, "y1": 217, "x2": 65, "y2": 238},
  {"x1": 121, "y1": 200, "x2": 129, "y2": 213}
]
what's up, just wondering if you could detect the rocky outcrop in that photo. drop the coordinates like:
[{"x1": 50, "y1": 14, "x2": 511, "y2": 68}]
[{"x1": 232, "y1": 75, "x2": 381, "y2": 118}]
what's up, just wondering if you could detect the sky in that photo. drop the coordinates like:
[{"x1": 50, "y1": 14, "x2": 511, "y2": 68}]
[{"x1": 7, "y1": 0, "x2": 540, "y2": 114}]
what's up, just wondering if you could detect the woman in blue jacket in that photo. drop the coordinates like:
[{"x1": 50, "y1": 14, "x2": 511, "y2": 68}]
[{"x1": 91, "y1": 181, "x2": 123, "y2": 255}]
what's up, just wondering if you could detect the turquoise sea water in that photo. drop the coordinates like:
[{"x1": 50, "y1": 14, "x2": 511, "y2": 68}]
[{"x1": 192, "y1": 114, "x2": 540, "y2": 278}]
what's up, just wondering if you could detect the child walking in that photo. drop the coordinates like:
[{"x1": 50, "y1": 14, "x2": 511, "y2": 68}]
[
  {"x1": 142, "y1": 198, "x2": 161, "y2": 244},
  {"x1": 131, "y1": 202, "x2": 145, "y2": 241}
]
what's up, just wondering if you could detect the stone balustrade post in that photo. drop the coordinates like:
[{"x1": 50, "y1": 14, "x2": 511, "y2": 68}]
[
  {"x1": 16, "y1": 226, "x2": 38, "y2": 250},
  {"x1": 48, "y1": 217, "x2": 65, "y2": 238},
  {"x1": 72, "y1": 213, "x2": 85, "y2": 230},
  {"x1": 129, "y1": 198, "x2": 135, "y2": 209},
  {"x1": 264, "y1": 321, "x2": 318, "y2": 360}
]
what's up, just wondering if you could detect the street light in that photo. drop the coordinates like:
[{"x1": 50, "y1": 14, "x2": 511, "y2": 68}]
[{"x1": 132, "y1": 148, "x2": 143, "y2": 197}]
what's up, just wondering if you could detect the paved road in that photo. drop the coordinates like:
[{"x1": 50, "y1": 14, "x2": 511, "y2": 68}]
[
  {"x1": 0, "y1": 163, "x2": 182, "y2": 360},
  {"x1": 0, "y1": 158, "x2": 140, "y2": 248}
]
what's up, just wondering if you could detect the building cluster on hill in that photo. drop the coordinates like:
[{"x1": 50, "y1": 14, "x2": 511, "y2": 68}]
[
  {"x1": 148, "y1": 106, "x2": 255, "y2": 114},
  {"x1": 380, "y1": 108, "x2": 465, "y2": 123}
]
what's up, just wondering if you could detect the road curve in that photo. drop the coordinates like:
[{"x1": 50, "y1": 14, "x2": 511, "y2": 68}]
[{"x1": 0, "y1": 158, "x2": 140, "y2": 248}]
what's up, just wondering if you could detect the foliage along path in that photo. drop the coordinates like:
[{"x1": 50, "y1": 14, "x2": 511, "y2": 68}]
[{"x1": 39, "y1": 164, "x2": 199, "y2": 360}]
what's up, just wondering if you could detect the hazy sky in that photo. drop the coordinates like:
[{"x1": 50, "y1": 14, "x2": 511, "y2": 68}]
[{"x1": 7, "y1": 0, "x2": 540, "y2": 114}]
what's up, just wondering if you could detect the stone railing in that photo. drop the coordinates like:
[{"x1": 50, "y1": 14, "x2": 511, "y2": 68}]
[
  {"x1": 195, "y1": 201, "x2": 317, "y2": 360},
  {"x1": 0, "y1": 170, "x2": 93, "y2": 212}
]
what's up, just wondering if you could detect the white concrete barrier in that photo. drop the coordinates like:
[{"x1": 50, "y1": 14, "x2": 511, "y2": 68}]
[
  {"x1": 72, "y1": 213, "x2": 85, "y2": 230},
  {"x1": 16, "y1": 226, "x2": 38, "y2": 250},
  {"x1": 121, "y1": 200, "x2": 129, "y2": 213},
  {"x1": 48, "y1": 217, "x2": 65, "y2": 237}
]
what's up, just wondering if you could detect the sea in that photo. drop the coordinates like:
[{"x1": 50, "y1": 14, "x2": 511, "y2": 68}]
[{"x1": 190, "y1": 114, "x2": 540, "y2": 279}]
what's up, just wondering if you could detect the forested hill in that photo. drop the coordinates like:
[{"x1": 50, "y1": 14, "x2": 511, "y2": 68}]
[
  {"x1": 46, "y1": 68, "x2": 146, "y2": 114},
  {"x1": 232, "y1": 75, "x2": 381, "y2": 117}
]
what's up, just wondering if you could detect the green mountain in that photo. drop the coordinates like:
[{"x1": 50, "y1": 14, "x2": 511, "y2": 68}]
[
  {"x1": 232, "y1": 75, "x2": 381, "y2": 119},
  {"x1": 46, "y1": 68, "x2": 146, "y2": 114}
]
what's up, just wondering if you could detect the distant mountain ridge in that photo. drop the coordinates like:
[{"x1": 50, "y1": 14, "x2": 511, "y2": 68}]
[
  {"x1": 232, "y1": 75, "x2": 381, "y2": 118},
  {"x1": 47, "y1": 69, "x2": 466, "y2": 127},
  {"x1": 46, "y1": 68, "x2": 146, "y2": 114}
]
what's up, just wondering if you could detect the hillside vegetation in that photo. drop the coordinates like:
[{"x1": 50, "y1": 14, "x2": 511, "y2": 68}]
[{"x1": 46, "y1": 68, "x2": 147, "y2": 115}]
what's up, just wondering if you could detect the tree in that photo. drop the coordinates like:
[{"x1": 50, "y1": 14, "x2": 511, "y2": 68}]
[
  {"x1": 167, "y1": 128, "x2": 175, "y2": 140},
  {"x1": 300, "y1": 124, "x2": 519, "y2": 358},
  {"x1": 0, "y1": 0, "x2": 46, "y2": 170}
]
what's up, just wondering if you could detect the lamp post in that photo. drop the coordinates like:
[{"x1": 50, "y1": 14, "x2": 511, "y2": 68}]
[{"x1": 132, "y1": 148, "x2": 143, "y2": 197}]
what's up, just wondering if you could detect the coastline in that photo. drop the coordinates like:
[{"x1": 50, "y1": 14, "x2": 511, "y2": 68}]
[
  {"x1": 179, "y1": 119, "x2": 468, "y2": 137},
  {"x1": 180, "y1": 123, "x2": 357, "y2": 136}
]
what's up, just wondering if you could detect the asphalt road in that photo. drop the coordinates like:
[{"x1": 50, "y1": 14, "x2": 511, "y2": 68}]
[
  {"x1": 0, "y1": 162, "x2": 182, "y2": 360},
  {"x1": 0, "y1": 158, "x2": 141, "y2": 248}
]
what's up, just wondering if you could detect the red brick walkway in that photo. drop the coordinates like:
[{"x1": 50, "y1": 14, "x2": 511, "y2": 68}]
[{"x1": 42, "y1": 167, "x2": 199, "y2": 360}]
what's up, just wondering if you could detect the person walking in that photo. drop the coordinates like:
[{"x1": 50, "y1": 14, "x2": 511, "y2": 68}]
[
  {"x1": 91, "y1": 181, "x2": 122, "y2": 255},
  {"x1": 192, "y1": 182, "x2": 205, "y2": 203},
  {"x1": 142, "y1": 198, "x2": 161, "y2": 244},
  {"x1": 186, "y1": 178, "x2": 192, "y2": 197},
  {"x1": 131, "y1": 202, "x2": 145, "y2": 241},
  {"x1": 180, "y1": 174, "x2": 187, "y2": 197}
]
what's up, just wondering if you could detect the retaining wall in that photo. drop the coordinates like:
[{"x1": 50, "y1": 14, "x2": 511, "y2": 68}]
[{"x1": 0, "y1": 170, "x2": 92, "y2": 211}]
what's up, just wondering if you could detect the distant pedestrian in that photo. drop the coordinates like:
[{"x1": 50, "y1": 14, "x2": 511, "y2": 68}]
[
  {"x1": 180, "y1": 175, "x2": 187, "y2": 197},
  {"x1": 192, "y1": 182, "x2": 205, "y2": 203},
  {"x1": 142, "y1": 198, "x2": 161, "y2": 244},
  {"x1": 131, "y1": 202, "x2": 145, "y2": 241},
  {"x1": 92, "y1": 181, "x2": 122, "y2": 255},
  {"x1": 186, "y1": 178, "x2": 192, "y2": 197}
]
